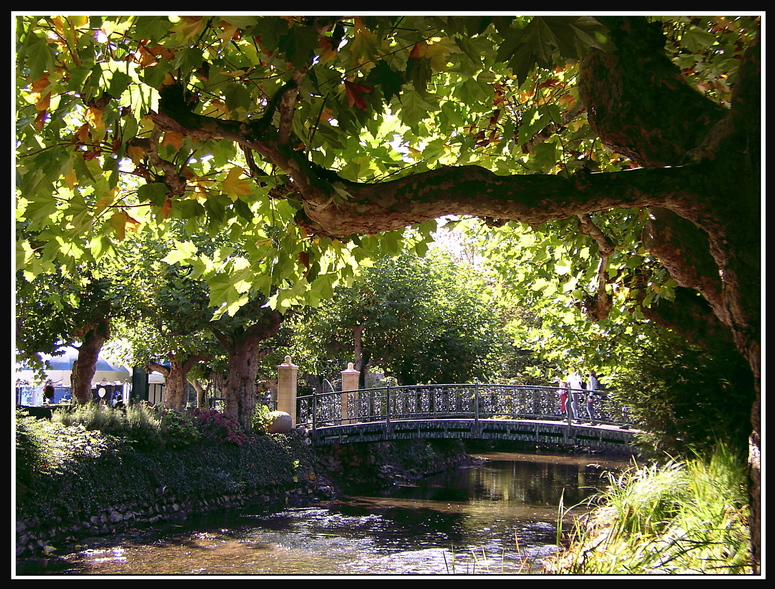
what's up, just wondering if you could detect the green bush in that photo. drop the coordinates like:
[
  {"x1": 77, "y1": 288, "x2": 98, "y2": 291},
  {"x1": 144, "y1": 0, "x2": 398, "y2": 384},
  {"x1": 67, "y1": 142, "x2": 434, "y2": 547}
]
[
  {"x1": 554, "y1": 442, "x2": 752, "y2": 574},
  {"x1": 51, "y1": 402, "x2": 200, "y2": 451},
  {"x1": 46, "y1": 403, "x2": 275, "y2": 450},
  {"x1": 188, "y1": 408, "x2": 253, "y2": 446},
  {"x1": 610, "y1": 336, "x2": 755, "y2": 457},
  {"x1": 15, "y1": 408, "x2": 124, "y2": 488},
  {"x1": 251, "y1": 404, "x2": 273, "y2": 435}
]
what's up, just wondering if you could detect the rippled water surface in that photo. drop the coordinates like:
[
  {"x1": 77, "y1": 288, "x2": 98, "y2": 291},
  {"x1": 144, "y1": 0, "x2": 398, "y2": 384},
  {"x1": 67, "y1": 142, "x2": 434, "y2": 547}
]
[{"x1": 22, "y1": 451, "x2": 631, "y2": 576}]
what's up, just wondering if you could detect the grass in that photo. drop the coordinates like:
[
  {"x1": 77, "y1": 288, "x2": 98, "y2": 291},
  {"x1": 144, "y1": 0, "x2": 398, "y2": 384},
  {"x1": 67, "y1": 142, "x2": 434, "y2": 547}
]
[{"x1": 550, "y1": 443, "x2": 752, "y2": 575}]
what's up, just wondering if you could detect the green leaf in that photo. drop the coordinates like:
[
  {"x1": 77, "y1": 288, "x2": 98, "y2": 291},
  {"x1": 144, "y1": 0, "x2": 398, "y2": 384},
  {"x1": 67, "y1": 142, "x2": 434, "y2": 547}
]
[
  {"x1": 368, "y1": 60, "x2": 404, "y2": 103},
  {"x1": 407, "y1": 57, "x2": 433, "y2": 95},
  {"x1": 398, "y1": 92, "x2": 437, "y2": 130},
  {"x1": 22, "y1": 34, "x2": 55, "y2": 82},
  {"x1": 223, "y1": 83, "x2": 253, "y2": 114},
  {"x1": 137, "y1": 183, "x2": 169, "y2": 206},
  {"x1": 108, "y1": 71, "x2": 133, "y2": 97},
  {"x1": 278, "y1": 24, "x2": 319, "y2": 70},
  {"x1": 162, "y1": 241, "x2": 199, "y2": 265}
]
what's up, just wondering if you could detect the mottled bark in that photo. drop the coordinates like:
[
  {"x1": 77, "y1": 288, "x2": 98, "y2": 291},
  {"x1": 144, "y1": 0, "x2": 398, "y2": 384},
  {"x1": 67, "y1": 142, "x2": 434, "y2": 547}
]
[
  {"x1": 211, "y1": 311, "x2": 283, "y2": 431},
  {"x1": 191, "y1": 379, "x2": 209, "y2": 408},
  {"x1": 150, "y1": 354, "x2": 209, "y2": 411},
  {"x1": 70, "y1": 318, "x2": 110, "y2": 404}
]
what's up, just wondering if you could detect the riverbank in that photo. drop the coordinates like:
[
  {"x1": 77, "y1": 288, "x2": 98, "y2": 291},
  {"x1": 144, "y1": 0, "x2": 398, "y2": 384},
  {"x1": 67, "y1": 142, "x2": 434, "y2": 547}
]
[{"x1": 15, "y1": 424, "x2": 478, "y2": 569}]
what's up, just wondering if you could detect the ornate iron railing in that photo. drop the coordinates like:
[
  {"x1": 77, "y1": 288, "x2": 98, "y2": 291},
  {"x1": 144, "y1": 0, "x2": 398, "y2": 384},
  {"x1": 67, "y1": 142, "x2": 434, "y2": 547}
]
[{"x1": 297, "y1": 383, "x2": 633, "y2": 430}]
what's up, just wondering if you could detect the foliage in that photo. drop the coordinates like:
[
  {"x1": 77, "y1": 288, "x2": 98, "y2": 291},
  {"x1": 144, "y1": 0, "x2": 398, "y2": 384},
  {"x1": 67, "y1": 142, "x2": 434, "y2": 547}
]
[
  {"x1": 188, "y1": 407, "x2": 254, "y2": 446},
  {"x1": 14, "y1": 15, "x2": 758, "y2": 315},
  {"x1": 292, "y1": 248, "x2": 506, "y2": 384},
  {"x1": 251, "y1": 403, "x2": 273, "y2": 435},
  {"x1": 609, "y1": 335, "x2": 755, "y2": 457},
  {"x1": 467, "y1": 215, "x2": 660, "y2": 378},
  {"x1": 15, "y1": 410, "x2": 321, "y2": 528},
  {"x1": 554, "y1": 443, "x2": 752, "y2": 574},
  {"x1": 106, "y1": 231, "x2": 219, "y2": 369},
  {"x1": 16, "y1": 408, "x2": 124, "y2": 487},
  {"x1": 52, "y1": 402, "x2": 201, "y2": 451},
  {"x1": 12, "y1": 17, "x2": 762, "y2": 554},
  {"x1": 15, "y1": 269, "x2": 129, "y2": 373}
]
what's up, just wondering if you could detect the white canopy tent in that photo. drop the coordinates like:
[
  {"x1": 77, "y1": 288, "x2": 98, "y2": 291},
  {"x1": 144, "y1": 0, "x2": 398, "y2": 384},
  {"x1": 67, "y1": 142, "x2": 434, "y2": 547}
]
[{"x1": 16, "y1": 346, "x2": 131, "y2": 405}]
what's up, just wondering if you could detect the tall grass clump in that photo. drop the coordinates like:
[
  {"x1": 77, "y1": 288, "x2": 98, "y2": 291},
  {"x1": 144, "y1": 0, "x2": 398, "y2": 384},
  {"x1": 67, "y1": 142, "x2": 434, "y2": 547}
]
[
  {"x1": 552, "y1": 443, "x2": 752, "y2": 574},
  {"x1": 52, "y1": 402, "x2": 200, "y2": 451}
]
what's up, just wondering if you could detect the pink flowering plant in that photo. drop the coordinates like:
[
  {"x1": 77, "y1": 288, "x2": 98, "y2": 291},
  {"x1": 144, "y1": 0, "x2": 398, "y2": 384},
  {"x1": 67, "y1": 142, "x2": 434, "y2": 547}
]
[{"x1": 188, "y1": 408, "x2": 253, "y2": 446}]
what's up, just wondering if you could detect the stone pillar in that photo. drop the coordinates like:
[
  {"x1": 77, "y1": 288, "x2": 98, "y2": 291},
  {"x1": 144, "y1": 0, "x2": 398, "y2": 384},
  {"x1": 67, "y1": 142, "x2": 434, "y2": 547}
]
[
  {"x1": 341, "y1": 362, "x2": 360, "y2": 423},
  {"x1": 277, "y1": 356, "x2": 298, "y2": 426}
]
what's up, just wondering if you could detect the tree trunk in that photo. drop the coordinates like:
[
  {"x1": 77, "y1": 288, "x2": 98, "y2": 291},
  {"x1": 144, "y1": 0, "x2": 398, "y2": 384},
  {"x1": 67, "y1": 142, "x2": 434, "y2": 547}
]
[
  {"x1": 351, "y1": 324, "x2": 371, "y2": 388},
  {"x1": 150, "y1": 354, "x2": 209, "y2": 411},
  {"x1": 578, "y1": 18, "x2": 761, "y2": 569},
  {"x1": 212, "y1": 311, "x2": 283, "y2": 431},
  {"x1": 223, "y1": 336, "x2": 263, "y2": 432},
  {"x1": 161, "y1": 359, "x2": 188, "y2": 411},
  {"x1": 70, "y1": 318, "x2": 110, "y2": 404},
  {"x1": 191, "y1": 379, "x2": 209, "y2": 408}
]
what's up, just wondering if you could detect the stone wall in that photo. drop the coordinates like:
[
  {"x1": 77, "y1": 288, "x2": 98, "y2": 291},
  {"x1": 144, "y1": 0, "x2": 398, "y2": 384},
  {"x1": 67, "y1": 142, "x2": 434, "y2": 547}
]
[{"x1": 16, "y1": 429, "x2": 471, "y2": 558}]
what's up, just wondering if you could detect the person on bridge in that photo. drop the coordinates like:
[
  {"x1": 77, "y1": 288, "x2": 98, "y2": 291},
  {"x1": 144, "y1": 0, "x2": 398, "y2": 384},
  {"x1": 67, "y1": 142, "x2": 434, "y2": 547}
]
[
  {"x1": 585, "y1": 371, "x2": 600, "y2": 423},
  {"x1": 567, "y1": 370, "x2": 583, "y2": 422},
  {"x1": 558, "y1": 380, "x2": 569, "y2": 415}
]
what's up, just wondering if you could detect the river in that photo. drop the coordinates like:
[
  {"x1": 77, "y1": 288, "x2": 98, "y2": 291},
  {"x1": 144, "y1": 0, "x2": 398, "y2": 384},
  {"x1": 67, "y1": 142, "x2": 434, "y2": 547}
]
[{"x1": 19, "y1": 450, "x2": 634, "y2": 577}]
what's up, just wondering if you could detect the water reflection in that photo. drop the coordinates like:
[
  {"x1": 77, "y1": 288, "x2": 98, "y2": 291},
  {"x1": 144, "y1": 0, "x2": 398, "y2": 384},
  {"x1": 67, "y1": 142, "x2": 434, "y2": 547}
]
[{"x1": 22, "y1": 451, "x2": 631, "y2": 576}]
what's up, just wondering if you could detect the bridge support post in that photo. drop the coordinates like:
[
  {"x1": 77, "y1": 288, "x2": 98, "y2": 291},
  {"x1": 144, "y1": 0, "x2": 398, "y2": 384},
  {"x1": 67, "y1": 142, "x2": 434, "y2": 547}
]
[
  {"x1": 277, "y1": 356, "x2": 298, "y2": 426},
  {"x1": 341, "y1": 362, "x2": 359, "y2": 424}
]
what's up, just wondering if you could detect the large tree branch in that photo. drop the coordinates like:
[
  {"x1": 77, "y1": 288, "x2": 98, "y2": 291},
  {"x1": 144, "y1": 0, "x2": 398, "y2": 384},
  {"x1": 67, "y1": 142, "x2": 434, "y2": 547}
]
[
  {"x1": 293, "y1": 164, "x2": 712, "y2": 239},
  {"x1": 149, "y1": 100, "x2": 712, "y2": 239}
]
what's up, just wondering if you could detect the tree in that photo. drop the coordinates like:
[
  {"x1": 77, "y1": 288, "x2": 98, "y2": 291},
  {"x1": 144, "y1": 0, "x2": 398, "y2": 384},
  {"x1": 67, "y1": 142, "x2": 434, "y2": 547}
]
[
  {"x1": 16, "y1": 266, "x2": 128, "y2": 404},
  {"x1": 207, "y1": 296, "x2": 283, "y2": 431},
  {"x1": 111, "y1": 260, "x2": 217, "y2": 411},
  {"x1": 14, "y1": 15, "x2": 761, "y2": 567},
  {"x1": 295, "y1": 249, "x2": 504, "y2": 385}
]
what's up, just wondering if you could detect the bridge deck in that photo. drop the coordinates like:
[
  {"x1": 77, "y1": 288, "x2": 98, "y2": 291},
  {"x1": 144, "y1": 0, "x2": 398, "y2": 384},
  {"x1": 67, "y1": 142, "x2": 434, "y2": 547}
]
[{"x1": 309, "y1": 417, "x2": 639, "y2": 453}]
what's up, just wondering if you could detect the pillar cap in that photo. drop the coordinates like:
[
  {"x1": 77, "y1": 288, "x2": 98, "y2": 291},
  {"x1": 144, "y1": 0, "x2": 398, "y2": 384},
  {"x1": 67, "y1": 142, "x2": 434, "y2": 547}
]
[
  {"x1": 279, "y1": 355, "x2": 297, "y2": 367},
  {"x1": 342, "y1": 362, "x2": 359, "y2": 373}
]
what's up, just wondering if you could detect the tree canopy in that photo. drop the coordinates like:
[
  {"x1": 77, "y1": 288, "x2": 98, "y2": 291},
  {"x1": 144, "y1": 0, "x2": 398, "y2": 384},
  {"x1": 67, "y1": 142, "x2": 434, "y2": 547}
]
[
  {"x1": 14, "y1": 14, "x2": 760, "y2": 359},
  {"x1": 14, "y1": 13, "x2": 762, "y2": 567},
  {"x1": 292, "y1": 249, "x2": 505, "y2": 386}
]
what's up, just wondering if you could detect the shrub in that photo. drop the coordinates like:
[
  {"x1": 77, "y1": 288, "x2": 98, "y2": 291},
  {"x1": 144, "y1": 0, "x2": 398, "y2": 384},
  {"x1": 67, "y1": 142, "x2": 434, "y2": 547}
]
[
  {"x1": 188, "y1": 408, "x2": 253, "y2": 446},
  {"x1": 51, "y1": 402, "x2": 200, "y2": 451},
  {"x1": 16, "y1": 409, "x2": 123, "y2": 487},
  {"x1": 553, "y1": 442, "x2": 752, "y2": 574},
  {"x1": 251, "y1": 404, "x2": 273, "y2": 435}
]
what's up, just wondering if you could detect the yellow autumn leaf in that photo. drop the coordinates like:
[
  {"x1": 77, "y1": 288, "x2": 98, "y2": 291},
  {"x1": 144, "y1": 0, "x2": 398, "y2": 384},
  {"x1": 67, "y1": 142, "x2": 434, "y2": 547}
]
[
  {"x1": 31, "y1": 73, "x2": 53, "y2": 111},
  {"x1": 161, "y1": 197, "x2": 173, "y2": 219},
  {"x1": 75, "y1": 123, "x2": 90, "y2": 143},
  {"x1": 126, "y1": 144, "x2": 145, "y2": 164},
  {"x1": 110, "y1": 211, "x2": 128, "y2": 240},
  {"x1": 170, "y1": 16, "x2": 205, "y2": 40},
  {"x1": 35, "y1": 92, "x2": 51, "y2": 112},
  {"x1": 217, "y1": 23, "x2": 239, "y2": 48},
  {"x1": 86, "y1": 107, "x2": 105, "y2": 138},
  {"x1": 31, "y1": 73, "x2": 50, "y2": 93},
  {"x1": 222, "y1": 167, "x2": 252, "y2": 201},
  {"x1": 202, "y1": 99, "x2": 229, "y2": 117},
  {"x1": 64, "y1": 169, "x2": 78, "y2": 189},
  {"x1": 425, "y1": 43, "x2": 449, "y2": 71},
  {"x1": 162, "y1": 131, "x2": 184, "y2": 151},
  {"x1": 318, "y1": 36, "x2": 338, "y2": 64}
]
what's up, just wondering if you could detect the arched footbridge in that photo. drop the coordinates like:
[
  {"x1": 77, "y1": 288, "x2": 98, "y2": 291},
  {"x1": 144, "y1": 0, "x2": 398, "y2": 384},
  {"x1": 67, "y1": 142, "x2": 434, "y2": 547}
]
[{"x1": 297, "y1": 383, "x2": 641, "y2": 454}]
